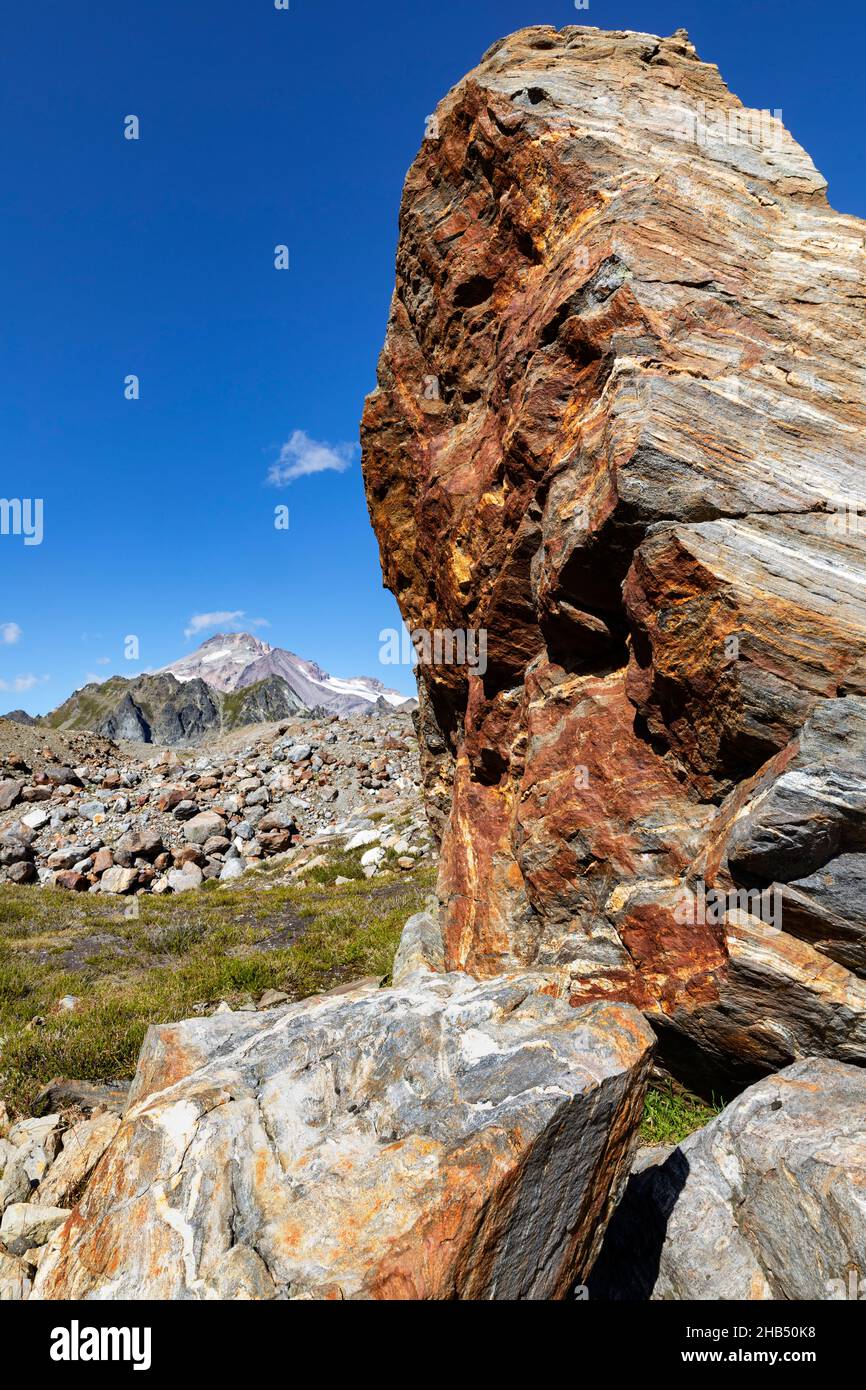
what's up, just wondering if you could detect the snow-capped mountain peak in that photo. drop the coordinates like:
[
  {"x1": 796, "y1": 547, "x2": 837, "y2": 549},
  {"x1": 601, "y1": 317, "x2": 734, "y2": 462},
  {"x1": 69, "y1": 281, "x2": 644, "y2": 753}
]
[{"x1": 158, "y1": 633, "x2": 410, "y2": 715}]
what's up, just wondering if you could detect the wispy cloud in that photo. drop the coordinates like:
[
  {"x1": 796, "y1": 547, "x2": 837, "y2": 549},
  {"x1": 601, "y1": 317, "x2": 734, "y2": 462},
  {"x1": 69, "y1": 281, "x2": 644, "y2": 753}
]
[
  {"x1": 0, "y1": 673, "x2": 49, "y2": 693},
  {"x1": 184, "y1": 610, "x2": 244, "y2": 640},
  {"x1": 96, "y1": 656, "x2": 111, "y2": 665},
  {"x1": 267, "y1": 430, "x2": 356, "y2": 487},
  {"x1": 183, "y1": 611, "x2": 269, "y2": 641},
  {"x1": 1, "y1": 623, "x2": 22, "y2": 646}
]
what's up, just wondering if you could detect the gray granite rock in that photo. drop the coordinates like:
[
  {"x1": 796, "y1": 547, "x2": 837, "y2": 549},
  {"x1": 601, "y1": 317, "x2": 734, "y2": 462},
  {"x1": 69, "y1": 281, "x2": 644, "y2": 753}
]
[
  {"x1": 589, "y1": 1058, "x2": 866, "y2": 1300},
  {"x1": 392, "y1": 910, "x2": 446, "y2": 984}
]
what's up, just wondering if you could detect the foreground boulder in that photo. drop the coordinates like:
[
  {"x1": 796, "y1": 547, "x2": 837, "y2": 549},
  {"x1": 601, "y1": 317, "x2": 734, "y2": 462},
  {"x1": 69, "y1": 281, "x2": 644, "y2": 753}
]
[
  {"x1": 34, "y1": 974, "x2": 653, "y2": 1300},
  {"x1": 361, "y1": 23, "x2": 866, "y2": 1085},
  {"x1": 588, "y1": 1058, "x2": 866, "y2": 1300}
]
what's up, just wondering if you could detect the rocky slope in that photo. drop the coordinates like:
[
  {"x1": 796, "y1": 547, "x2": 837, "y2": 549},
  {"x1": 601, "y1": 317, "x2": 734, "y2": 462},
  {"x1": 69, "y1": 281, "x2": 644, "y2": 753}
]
[
  {"x1": 361, "y1": 23, "x2": 866, "y2": 1089},
  {"x1": 0, "y1": 710, "x2": 428, "y2": 896}
]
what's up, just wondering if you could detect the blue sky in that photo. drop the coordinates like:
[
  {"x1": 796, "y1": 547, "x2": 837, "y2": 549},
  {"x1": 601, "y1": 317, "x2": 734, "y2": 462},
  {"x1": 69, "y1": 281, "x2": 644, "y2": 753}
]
[{"x1": 2, "y1": 0, "x2": 863, "y2": 713}]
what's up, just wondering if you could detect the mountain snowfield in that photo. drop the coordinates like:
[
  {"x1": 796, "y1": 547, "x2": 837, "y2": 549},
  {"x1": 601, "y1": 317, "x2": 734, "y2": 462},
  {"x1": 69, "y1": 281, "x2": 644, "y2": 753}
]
[{"x1": 158, "y1": 632, "x2": 411, "y2": 716}]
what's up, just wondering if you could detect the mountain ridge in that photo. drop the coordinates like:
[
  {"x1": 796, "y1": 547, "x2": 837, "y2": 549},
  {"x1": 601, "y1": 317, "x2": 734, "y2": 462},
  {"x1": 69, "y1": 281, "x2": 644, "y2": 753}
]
[
  {"x1": 158, "y1": 631, "x2": 409, "y2": 715},
  {"x1": 38, "y1": 633, "x2": 414, "y2": 744}
]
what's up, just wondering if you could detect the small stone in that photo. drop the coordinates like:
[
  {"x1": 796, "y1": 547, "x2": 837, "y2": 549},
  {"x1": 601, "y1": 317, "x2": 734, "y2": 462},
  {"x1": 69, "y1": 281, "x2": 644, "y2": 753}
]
[
  {"x1": 167, "y1": 864, "x2": 204, "y2": 893},
  {"x1": 172, "y1": 844, "x2": 206, "y2": 868},
  {"x1": 117, "y1": 829, "x2": 164, "y2": 860},
  {"x1": 0, "y1": 780, "x2": 23, "y2": 812},
  {"x1": 257, "y1": 989, "x2": 290, "y2": 1010},
  {"x1": 185, "y1": 811, "x2": 227, "y2": 846},
  {"x1": 54, "y1": 871, "x2": 89, "y2": 892},
  {"x1": 346, "y1": 828, "x2": 380, "y2": 851},
  {"x1": 99, "y1": 865, "x2": 138, "y2": 895},
  {"x1": 7, "y1": 862, "x2": 36, "y2": 885},
  {"x1": 9, "y1": 1116, "x2": 62, "y2": 1155},
  {"x1": 219, "y1": 859, "x2": 244, "y2": 882},
  {"x1": 0, "y1": 1203, "x2": 71, "y2": 1256},
  {"x1": 92, "y1": 848, "x2": 113, "y2": 874}
]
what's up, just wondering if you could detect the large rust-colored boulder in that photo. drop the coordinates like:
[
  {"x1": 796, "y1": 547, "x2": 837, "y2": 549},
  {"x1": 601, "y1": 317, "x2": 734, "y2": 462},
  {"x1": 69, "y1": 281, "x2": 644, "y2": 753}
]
[{"x1": 361, "y1": 24, "x2": 866, "y2": 1085}]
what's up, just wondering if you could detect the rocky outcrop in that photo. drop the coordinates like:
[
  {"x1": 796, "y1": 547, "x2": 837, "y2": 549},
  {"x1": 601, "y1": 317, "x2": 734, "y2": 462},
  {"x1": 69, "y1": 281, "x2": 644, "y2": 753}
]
[
  {"x1": 361, "y1": 24, "x2": 866, "y2": 1086},
  {"x1": 588, "y1": 1058, "x2": 866, "y2": 1300},
  {"x1": 11, "y1": 23, "x2": 866, "y2": 1309},
  {"x1": 219, "y1": 676, "x2": 308, "y2": 729},
  {"x1": 1, "y1": 710, "x2": 37, "y2": 727},
  {"x1": 33, "y1": 974, "x2": 654, "y2": 1300},
  {"x1": 48, "y1": 673, "x2": 222, "y2": 745}
]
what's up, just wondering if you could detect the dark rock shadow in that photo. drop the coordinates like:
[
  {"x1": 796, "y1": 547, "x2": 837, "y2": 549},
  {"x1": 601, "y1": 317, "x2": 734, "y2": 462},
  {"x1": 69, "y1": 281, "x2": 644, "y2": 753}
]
[{"x1": 586, "y1": 1147, "x2": 690, "y2": 1300}]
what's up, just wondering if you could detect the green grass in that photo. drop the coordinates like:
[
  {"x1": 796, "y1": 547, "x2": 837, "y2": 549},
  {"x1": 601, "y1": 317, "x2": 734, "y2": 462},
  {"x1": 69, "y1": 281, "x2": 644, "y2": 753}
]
[
  {"x1": 640, "y1": 1081, "x2": 722, "y2": 1146},
  {"x1": 0, "y1": 852, "x2": 435, "y2": 1116},
  {"x1": 302, "y1": 847, "x2": 367, "y2": 884}
]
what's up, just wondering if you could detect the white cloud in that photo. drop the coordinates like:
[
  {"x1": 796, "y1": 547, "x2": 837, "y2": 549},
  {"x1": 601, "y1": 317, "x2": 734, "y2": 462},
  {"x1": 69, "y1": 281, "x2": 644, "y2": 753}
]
[
  {"x1": 96, "y1": 656, "x2": 111, "y2": 666},
  {"x1": 0, "y1": 673, "x2": 49, "y2": 693},
  {"x1": 267, "y1": 430, "x2": 356, "y2": 486},
  {"x1": 184, "y1": 610, "x2": 245, "y2": 641},
  {"x1": 183, "y1": 611, "x2": 270, "y2": 642},
  {"x1": 1, "y1": 623, "x2": 22, "y2": 646}
]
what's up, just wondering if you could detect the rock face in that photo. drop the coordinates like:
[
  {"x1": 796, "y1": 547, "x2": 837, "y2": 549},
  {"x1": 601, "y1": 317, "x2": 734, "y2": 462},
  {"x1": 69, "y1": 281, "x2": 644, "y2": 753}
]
[
  {"x1": 33, "y1": 974, "x2": 653, "y2": 1300},
  {"x1": 361, "y1": 24, "x2": 866, "y2": 1086},
  {"x1": 46, "y1": 671, "x2": 305, "y2": 746},
  {"x1": 588, "y1": 1058, "x2": 866, "y2": 1300}
]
